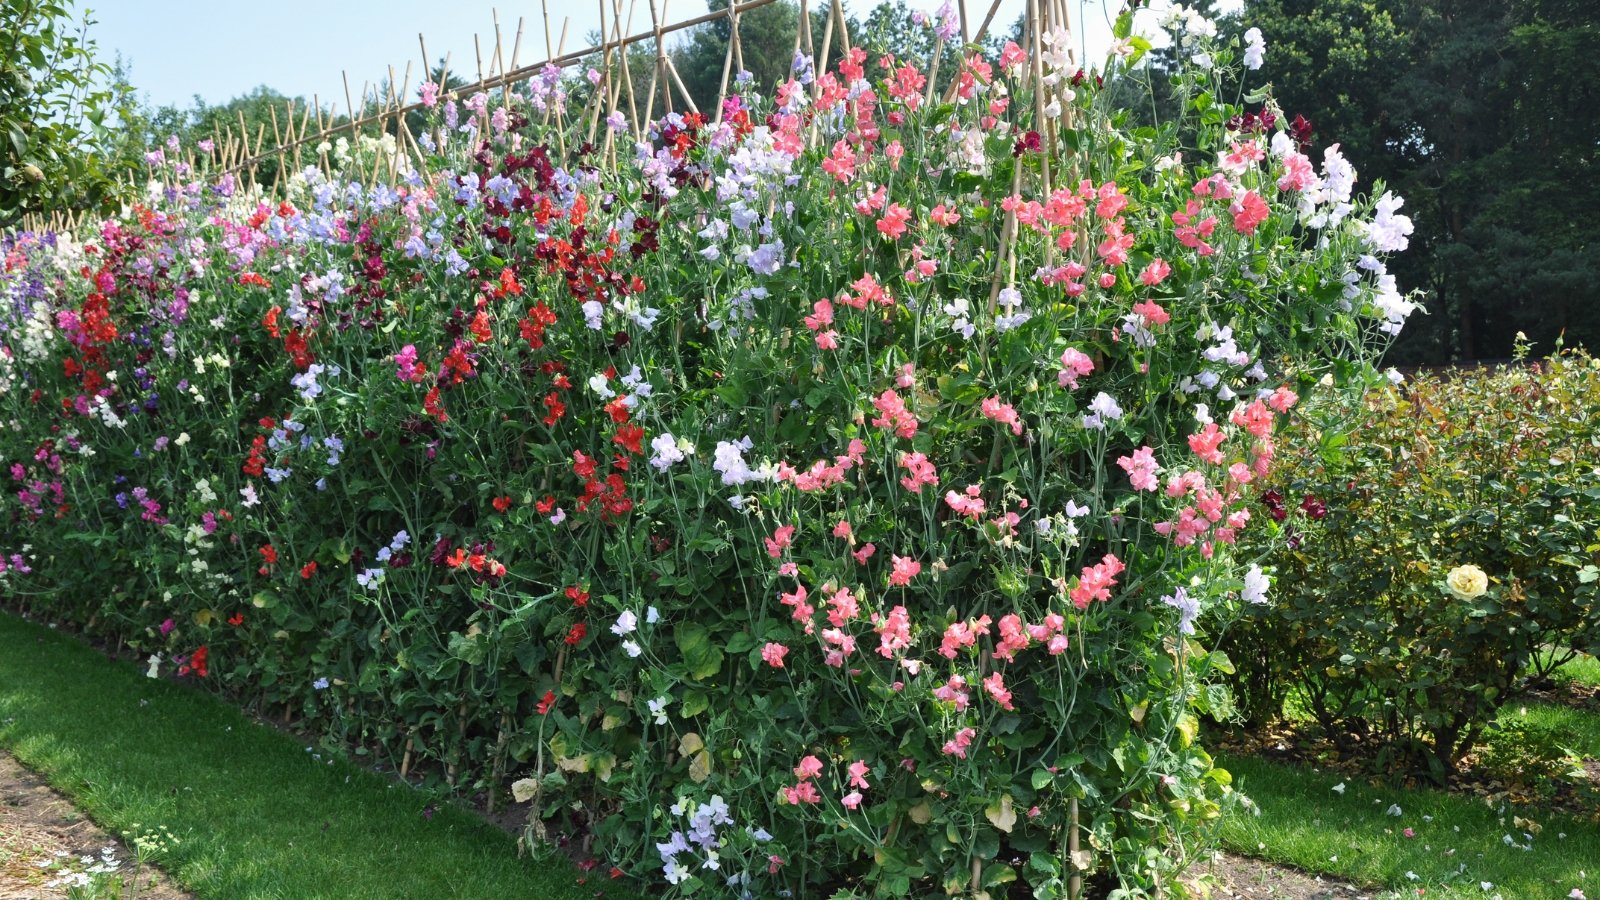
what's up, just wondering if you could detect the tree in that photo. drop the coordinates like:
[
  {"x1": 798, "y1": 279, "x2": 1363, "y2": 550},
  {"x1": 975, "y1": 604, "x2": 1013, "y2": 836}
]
[
  {"x1": 673, "y1": 0, "x2": 805, "y2": 113},
  {"x1": 1, "y1": 0, "x2": 125, "y2": 224},
  {"x1": 1237, "y1": 0, "x2": 1600, "y2": 362}
]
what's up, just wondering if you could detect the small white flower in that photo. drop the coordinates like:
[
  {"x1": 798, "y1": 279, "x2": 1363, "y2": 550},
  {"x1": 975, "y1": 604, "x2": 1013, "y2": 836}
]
[
  {"x1": 1242, "y1": 565, "x2": 1271, "y2": 605},
  {"x1": 145, "y1": 654, "x2": 161, "y2": 679},
  {"x1": 612, "y1": 610, "x2": 638, "y2": 636},
  {"x1": 1387, "y1": 804, "x2": 1403, "y2": 817},
  {"x1": 622, "y1": 640, "x2": 642, "y2": 658},
  {"x1": 1331, "y1": 782, "x2": 1346, "y2": 795}
]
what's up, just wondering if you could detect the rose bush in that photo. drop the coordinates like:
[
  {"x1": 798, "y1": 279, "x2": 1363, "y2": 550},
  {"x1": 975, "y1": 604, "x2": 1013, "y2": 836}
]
[
  {"x1": 1226, "y1": 342, "x2": 1600, "y2": 778},
  {"x1": 1, "y1": 6, "x2": 1411, "y2": 895}
]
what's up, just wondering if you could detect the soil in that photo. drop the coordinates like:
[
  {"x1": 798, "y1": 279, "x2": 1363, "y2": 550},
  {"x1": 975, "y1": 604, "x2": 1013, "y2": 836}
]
[
  {"x1": 1195, "y1": 852, "x2": 1373, "y2": 899},
  {"x1": 0, "y1": 751, "x2": 189, "y2": 900}
]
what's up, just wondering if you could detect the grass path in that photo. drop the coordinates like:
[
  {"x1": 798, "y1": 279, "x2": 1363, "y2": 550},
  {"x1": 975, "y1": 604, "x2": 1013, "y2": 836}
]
[{"x1": 0, "y1": 611, "x2": 609, "y2": 900}]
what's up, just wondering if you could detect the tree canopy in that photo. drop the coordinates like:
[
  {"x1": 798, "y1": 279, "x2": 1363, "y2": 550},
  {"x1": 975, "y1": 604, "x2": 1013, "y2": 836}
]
[
  {"x1": 1, "y1": 0, "x2": 125, "y2": 224},
  {"x1": 1239, "y1": 0, "x2": 1600, "y2": 362}
]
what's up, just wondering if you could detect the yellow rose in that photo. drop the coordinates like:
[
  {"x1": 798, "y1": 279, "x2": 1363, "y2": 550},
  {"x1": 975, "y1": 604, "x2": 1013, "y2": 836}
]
[{"x1": 1445, "y1": 564, "x2": 1488, "y2": 600}]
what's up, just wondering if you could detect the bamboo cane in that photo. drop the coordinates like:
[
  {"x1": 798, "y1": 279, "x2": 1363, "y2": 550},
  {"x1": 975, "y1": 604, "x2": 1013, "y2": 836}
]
[{"x1": 221, "y1": 0, "x2": 782, "y2": 177}]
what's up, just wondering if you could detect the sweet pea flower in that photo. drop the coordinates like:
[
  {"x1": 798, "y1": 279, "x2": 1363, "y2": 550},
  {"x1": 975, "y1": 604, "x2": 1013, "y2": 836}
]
[
  {"x1": 761, "y1": 642, "x2": 789, "y2": 668},
  {"x1": 942, "y1": 726, "x2": 977, "y2": 758}
]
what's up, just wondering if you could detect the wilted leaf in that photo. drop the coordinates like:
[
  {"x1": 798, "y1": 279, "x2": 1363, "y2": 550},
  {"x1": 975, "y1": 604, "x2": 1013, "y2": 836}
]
[{"x1": 985, "y1": 795, "x2": 1017, "y2": 833}]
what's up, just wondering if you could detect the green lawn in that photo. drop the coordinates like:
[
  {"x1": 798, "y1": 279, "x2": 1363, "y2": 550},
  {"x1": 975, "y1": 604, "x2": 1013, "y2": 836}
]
[
  {"x1": 1500, "y1": 700, "x2": 1600, "y2": 760},
  {"x1": 1551, "y1": 650, "x2": 1600, "y2": 690},
  {"x1": 1213, "y1": 650, "x2": 1600, "y2": 898},
  {"x1": 0, "y1": 611, "x2": 609, "y2": 900},
  {"x1": 1219, "y1": 752, "x2": 1599, "y2": 898}
]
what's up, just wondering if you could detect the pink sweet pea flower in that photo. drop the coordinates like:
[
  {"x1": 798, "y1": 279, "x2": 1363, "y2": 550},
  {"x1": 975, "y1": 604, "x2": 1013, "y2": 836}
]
[
  {"x1": 942, "y1": 726, "x2": 977, "y2": 758},
  {"x1": 980, "y1": 395, "x2": 1024, "y2": 435},
  {"x1": 1117, "y1": 446, "x2": 1161, "y2": 492},
  {"x1": 762, "y1": 642, "x2": 790, "y2": 668},
  {"x1": 983, "y1": 672, "x2": 1015, "y2": 710},
  {"x1": 1138, "y1": 258, "x2": 1171, "y2": 286},
  {"x1": 847, "y1": 759, "x2": 871, "y2": 789},
  {"x1": 793, "y1": 755, "x2": 824, "y2": 780},
  {"x1": 888, "y1": 554, "x2": 922, "y2": 586},
  {"x1": 1058, "y1": 347, "x2": 1095, "y2": 389}
]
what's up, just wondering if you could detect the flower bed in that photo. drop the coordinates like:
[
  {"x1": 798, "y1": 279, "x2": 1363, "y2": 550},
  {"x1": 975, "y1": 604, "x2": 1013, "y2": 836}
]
[{"x1": 0, "y1": 7, "x2": 1410, "y2": 895}]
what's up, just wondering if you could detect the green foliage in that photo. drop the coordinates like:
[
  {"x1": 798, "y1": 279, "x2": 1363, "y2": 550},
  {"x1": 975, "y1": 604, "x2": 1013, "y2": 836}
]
[
  {"x1": 0, "y1": 0, "x2": 126, "y2": 223},
  {"x1": 1227, "y1": 346, "x2": 1600, "y2": 777},
  {"x1": 1476, "y1": 711, "x2": 1591, "y2": 802},
  {"x1": 1236, "y1": 0, "x2": 1600, "y2": 362}
]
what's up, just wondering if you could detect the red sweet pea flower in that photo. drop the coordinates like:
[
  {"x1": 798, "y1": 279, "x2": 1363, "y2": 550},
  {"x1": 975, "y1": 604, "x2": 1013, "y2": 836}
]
[
  {"x1": 188, "y1": 646, "x2": 209, "y2": 677},
  {"x1": 262, "y1": 305, "x2": 282, "y2": 338},
  {"x1": 613, "y1": 424, "x2": 645, "y2": 455}
]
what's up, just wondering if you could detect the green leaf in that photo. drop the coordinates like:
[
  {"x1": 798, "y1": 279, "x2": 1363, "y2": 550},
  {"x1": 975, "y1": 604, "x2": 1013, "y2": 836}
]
[
  {"x1": 680, "y1": 690, "x2": 709, "y2": 717},
  {"x1": 1113, "y1": 10, "x2": 1132, "y2": 40},
  {"x1": 674, "y1": 623, "x2": 724, "y2": 681}
]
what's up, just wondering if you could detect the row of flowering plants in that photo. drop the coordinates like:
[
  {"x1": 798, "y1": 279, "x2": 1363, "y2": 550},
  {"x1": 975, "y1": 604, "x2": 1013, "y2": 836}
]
[{"x1": 0, "y1": 5, "x2": 1413, "y2": 896}]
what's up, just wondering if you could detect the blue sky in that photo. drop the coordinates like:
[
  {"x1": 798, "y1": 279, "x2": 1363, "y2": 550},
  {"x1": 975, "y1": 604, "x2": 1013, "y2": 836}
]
[{"x1": 91, "y1": 0, "x2": 1141, "y2": 112}]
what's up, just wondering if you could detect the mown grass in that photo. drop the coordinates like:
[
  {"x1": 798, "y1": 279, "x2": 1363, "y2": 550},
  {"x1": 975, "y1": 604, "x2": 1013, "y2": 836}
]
[
  {"x1": 1499, "y1": 700, "x2": 1600, "y2": 760},
  {"x1": 1214, "y1": 650, "x2": 1600, "y2": 897},
  {"x1": 0, "y1": 611, "x2": 610, "y2": 900},
  {"x1": 1219, "y1": 753, "x2": 1599, "y2": 898},
  {"x1": 1551, "y1": 650, "x2": 1600, "y2": 690}
]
